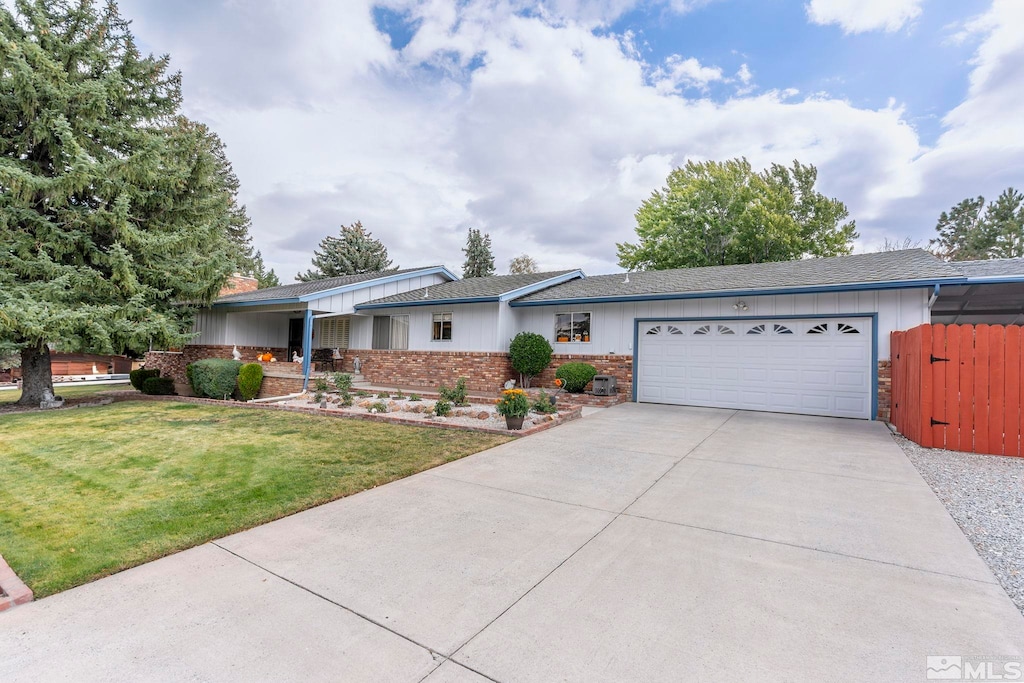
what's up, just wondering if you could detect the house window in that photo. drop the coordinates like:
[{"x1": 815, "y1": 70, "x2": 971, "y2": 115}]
[
  {"x1": 432, "y1": 312, "x2": 453, "y2": 341},
  {"x1": 555, "y1": 312, "x2": 591, "y2": 343},
  {"x1": 372, "y1": 315, "x2": 409, "y2": 350},
  {"x1": 319, "y1": 317, "x2": 350, "y2": 349}
]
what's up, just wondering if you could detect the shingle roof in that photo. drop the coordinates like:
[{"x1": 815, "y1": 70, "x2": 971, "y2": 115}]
[
  {"x1": 357, "y1": 271, "x2": 578, "y2": 307},
  {"x1": 214, "y1": 267, "x2": 448, "y2": 304},
  {"x1": 514, "y1": 250, "x2": 962, "y2": 304},
  {"x1": 953, "y1": 258, "x2": 1024, "y2": 278}
]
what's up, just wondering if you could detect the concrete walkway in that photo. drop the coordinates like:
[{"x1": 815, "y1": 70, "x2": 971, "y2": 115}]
[{"x1": 3, "y1": 404, "x2": 1023, "y2": 681}]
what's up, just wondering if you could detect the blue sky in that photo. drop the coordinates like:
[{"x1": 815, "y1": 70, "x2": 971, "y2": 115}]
[{"x1": 116, "y1": 0, "x2": 1023, "y2": 278}]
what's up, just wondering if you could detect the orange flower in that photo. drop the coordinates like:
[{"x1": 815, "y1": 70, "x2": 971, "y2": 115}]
[{"x1": 554, "y1": 378, "x2": 564, "y2": 388}]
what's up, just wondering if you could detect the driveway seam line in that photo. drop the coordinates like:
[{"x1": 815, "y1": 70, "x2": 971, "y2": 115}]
[
  {"x1": 446, "y1": 410, "x2": 740, "y2": 660},
  {"x1": 686, "y1": 455, "x2": 920, "y2": 486},
  {"x1": 208, "y1": 541, "x2": 454, "y2": 660},
  {"x1": 619, "y1": 512, "x2": 1000, "y2": 586},
  {"x1": 422, "y1": 472, "x2": 621, "y2": 514},
  {"x1": 619, "y1": 411, "x2": 739, "y2": 515}
]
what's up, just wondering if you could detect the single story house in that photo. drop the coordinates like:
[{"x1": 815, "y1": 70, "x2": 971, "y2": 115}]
[{"x1": 145, "y1": 249, "x2": 1024, "y2": 420}]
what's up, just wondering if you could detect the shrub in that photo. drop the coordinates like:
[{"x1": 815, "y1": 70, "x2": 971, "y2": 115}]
[
  {"x1": 531, "y1": 390, "x2": 557, "y2": 414},
  {"x1": 338, "y1": 391, "x2": 354, "y2": 407},
  {"x1": 314, "y1": 376, "x2": 330, "y2": 394},
  {"x1": 555, "y1": 362, "x2": 597, "y2": 393},
  {"x1": 185, "y1": 363, "x2": 196, "y2": 393},
  {"x1": 438, "y1": 377, "x2": 468, "y2": 405},
  {"x1": 140, "y1": 376, "x2": 175, "y2": 395},
  {"x1": 188, "y1": 359, "x2": 242, "y2": 399},
  {"x1": 508, "y1": 332, "x2": 553, "y2": 388},
  {"x1": 368, "y1": 400, "x2": 388, "y2": 413},
  {"x1": 332, "y1": 373, "x2": 353, "y2": 392},
  {"x1": 237, "y1": 363, "x2": 264, "y2": 401},
  {"x1": 432, "y1": 398, "x2": 451, "y2": 417},
  {"x1": 393, "y1": 389, "x2": 405, "y2": 399},
  {"x1": 377, "y1": 391, "x2": 390, "y2": 399},
  {"x1": 408, "y1": 393, "x2": 422, "y2": 401},
  {"x1": 129, "y1": 368, "x2": 160, "y2": 391}
]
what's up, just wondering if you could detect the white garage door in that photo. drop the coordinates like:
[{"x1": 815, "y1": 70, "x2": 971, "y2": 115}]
[{"x1": 637, "y1": 318, "x2": 873, "y2": 419}]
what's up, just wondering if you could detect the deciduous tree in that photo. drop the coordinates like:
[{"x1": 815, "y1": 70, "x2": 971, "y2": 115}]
[
  {"x1": 616, "y1": 158, "x2": 857, "y2": 270},
  {"x1": 508, "y1": 254, "x2": 539, "y2": 274},
  {"x1": 0, "y1": 1, "x2": 251, "y2": 406}
]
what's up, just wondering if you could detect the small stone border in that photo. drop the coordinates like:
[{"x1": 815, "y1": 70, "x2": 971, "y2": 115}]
[
  {"x1": 0, "y1": 553, "x2": 33, "y2": 613},
  {"x1": 105, "y1": 392, "x2": 583, "y2": 437}
]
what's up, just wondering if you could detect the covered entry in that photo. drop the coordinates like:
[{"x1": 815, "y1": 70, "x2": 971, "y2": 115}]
[{"x1": 636, "y1": 317, "x2": 874, "y2": 419}]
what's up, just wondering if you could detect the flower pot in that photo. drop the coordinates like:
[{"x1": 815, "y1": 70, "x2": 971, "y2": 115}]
[{"x1": 505, "y1": 415, "x2": 525, "y2": 430}]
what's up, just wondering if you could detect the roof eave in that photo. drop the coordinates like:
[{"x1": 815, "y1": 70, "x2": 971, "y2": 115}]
[
  {"x1": 498, "y1": 270, "x2": 586, "y2": 302},
  {"x1": 297, "y1": 266, "x2": 459, "y2": 303},
  {"x1": 509, "y1": 276, "x2": 968, "y2": 307},
  {"x1": 355, "y1": 296, "x2": 501, "y2": 310}
]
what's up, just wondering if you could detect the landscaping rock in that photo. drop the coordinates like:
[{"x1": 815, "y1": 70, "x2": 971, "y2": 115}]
[{"x1": 477, "y1": 412, "x2": 490, "y2": 420}]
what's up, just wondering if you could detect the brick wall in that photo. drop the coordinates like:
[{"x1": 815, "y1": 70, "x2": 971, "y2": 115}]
[
  {"x1": 145, "y1": 345, "x2": 287, "y2": 384},
  {"x1": 335, "y1": 349, "x2": 634, "y2": 397},
  {"x1": 258, "y1": 375, "x2": 304, "y2": 399},
  {"x1": 877, "y1": 359, "x2": 891, "y2": 422}
]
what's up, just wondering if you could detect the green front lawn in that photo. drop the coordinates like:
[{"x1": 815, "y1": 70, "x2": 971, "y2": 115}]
[
  {"x1": 0, "y1": 402, "x2": 511, "y2": 597},
  {"x1": 0, "y1": 382, "x2": 132, "y2": 404}
]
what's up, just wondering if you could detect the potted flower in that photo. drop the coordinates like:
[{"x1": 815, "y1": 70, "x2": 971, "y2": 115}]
[{"x1": 496, "y1": 388, "x2": 530, "y2": 430}]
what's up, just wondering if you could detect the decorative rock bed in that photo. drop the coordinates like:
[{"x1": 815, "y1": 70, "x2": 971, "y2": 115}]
[{"x1": 278, "y1": 393, "x2": 576, "y2": 434}]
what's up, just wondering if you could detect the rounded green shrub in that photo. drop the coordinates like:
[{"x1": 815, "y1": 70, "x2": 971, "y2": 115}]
[
  {"x1": 237, "y1": 363, "x2": 264, "y2": 401},
  {"x1": 129, "y1": 368, "x2": 160, "y2": 391},
  {"x1": 140, "y1": 376, "x2": 176, "y2": 395},
  {"x1": 433, "y1": 398, "x2": 452, "y2": 417},
  {"x1": 187, "y1": 359, "x2": 242, "y2": 399},
  {"x1": 508, "y1": 332, "x2": 552, "y2": 388},
  {"x1": 554, "y1": 362, "x2": 598, "y2": 393}
]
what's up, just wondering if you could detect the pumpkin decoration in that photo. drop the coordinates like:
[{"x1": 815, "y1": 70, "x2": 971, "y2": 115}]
[{"x1": 257, "y1": 352, "x2": 273, "y2": 362}]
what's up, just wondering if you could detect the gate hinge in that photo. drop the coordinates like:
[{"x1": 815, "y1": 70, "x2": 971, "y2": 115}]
[
  {"x1": 930, "y1": 355, "x2": 950, "y2": 363},
  {"x1": 930, "y1": 417, "x2": 950, "y2": 426}
]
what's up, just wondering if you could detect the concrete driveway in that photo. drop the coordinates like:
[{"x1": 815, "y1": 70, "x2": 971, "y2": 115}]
[{"x1": 3, "y1": 404, "x2": 1023, "y2": 682}]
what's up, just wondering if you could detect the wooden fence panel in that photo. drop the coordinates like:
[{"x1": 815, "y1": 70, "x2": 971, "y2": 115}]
[
  {"x1": 892, "y1": 323, "x2": 1024, "y2": 457},
  {"x1": 930, "y1": 325, "x2": 947, "y2": 448},
  {"x1": 945, "y1": 325, "x2": 962, "y2": 452},
  {"x1": 975, "y1": 325, "x2": 991, "y2": 455},
  {"x1": 1005, "y1": 326, "x2": 1021, "y2": 457},
  {"x1": 989, "y1": 326, "x2": 1005, "y2": 455}
]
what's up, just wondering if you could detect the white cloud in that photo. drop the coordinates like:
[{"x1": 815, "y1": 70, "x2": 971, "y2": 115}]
[
  {"x1": 806, "y1": 0, "x2": 924, "y2": 34},
  {"x1": 653, "y1": 56, "x2": 724, "y2": 93},
  {"x1": 113, "y1": 0, "x2": 1024, "y2": 277}
]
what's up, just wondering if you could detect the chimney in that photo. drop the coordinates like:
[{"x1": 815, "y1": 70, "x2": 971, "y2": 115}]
[{"x1": 219, "y1": 274, "x2": 260, "y2": 297}]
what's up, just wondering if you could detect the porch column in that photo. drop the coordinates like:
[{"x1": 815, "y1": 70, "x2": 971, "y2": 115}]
[{"x1": 301, "y1": 308, "x2": 313, "y2": 390}]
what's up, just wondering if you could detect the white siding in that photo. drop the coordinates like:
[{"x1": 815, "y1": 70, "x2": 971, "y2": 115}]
[
  {"x1": 349, "y1": 303, "x2": 500, "y2": 351},
  {"x1": 190, "y1": 310, "x2": 292, "y2": 347},
  {"x1": 305, "y1": 274, "x2": 449, "y2": 314},
  {"x1": 510, "y1": 288, "x2": 929, "y2": 360},
  {"x1": 191, "y1": 310, "x2": 227, "y2": 345}
]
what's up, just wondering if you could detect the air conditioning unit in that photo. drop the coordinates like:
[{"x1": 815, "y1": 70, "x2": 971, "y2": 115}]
[{"x1": 592, "y1": 375, "x2": 617, "y2": 396}]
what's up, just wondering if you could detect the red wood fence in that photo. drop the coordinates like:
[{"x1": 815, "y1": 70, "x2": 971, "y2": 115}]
[{"x1": 891, "y1": 324, "x2": 1023, "y2": 457}]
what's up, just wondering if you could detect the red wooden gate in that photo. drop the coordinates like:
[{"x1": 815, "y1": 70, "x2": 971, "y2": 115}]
[{"x1": 891, "y1": 324, "x2": 1023, "y2": 457}]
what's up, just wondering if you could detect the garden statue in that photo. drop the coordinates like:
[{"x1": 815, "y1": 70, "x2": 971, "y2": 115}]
[
  {"x1": 292, "y1": 351, "x2": 303, "y2": 364},
  {"x1": 352, "y1": 357, "x2": 361, "y2": 373},
  {"x1": 503, "y1": 379, "x2": 516, "y2": 390},
  {"x1": 232, "y1": 345, "x2": 242, "y2": 361}
]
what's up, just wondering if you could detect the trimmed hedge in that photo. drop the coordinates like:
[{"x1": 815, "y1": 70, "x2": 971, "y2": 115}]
[
  {"x1": 508, "y1": 332, "x2": 552, "y2": 388},
  {"x1": 237, "y1": 363, "x2": 264, "y2": 401},
  {"x1": 141, "y1": 376, "x2": 176, "y2": 395},
  {"x1": 129, "y1": 368, "x2": 160, "y2": 391},
  {"x1": 187, "y1": 359, "x2": 242, "y2": 400},
  {"x1": 555, "y1": 362, "x2": 598, "y2": 393}
]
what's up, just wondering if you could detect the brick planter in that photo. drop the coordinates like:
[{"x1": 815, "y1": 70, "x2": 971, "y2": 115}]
[{"x1": 0, "y1": 553, "x2": 33, "y2": 612}]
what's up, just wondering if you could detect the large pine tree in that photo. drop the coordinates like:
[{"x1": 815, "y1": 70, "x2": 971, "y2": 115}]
[
  {"x1": 462, "y1": 228, "x2": 496, "y2": 278},
  {"x1": 296, "y1": 222, "x2": 395, "y2": 281},
  {"x1": 0, "y1": 0, "x2": 251, "y2": 405}
]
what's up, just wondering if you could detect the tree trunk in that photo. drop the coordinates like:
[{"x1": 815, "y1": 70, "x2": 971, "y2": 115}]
[{"x1": 17, "y1": 344, "x2": 54, "y2": 407}]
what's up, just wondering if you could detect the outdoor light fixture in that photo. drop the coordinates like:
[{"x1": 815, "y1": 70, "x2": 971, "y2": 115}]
[{"x1": 733, "y1": 300, "x2": 749, "y2": 311}]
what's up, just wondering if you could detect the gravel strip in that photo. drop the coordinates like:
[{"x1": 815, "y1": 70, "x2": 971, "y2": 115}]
[{"x1": 895, "y1": 433, "x2": 1024, "y2": 615}]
